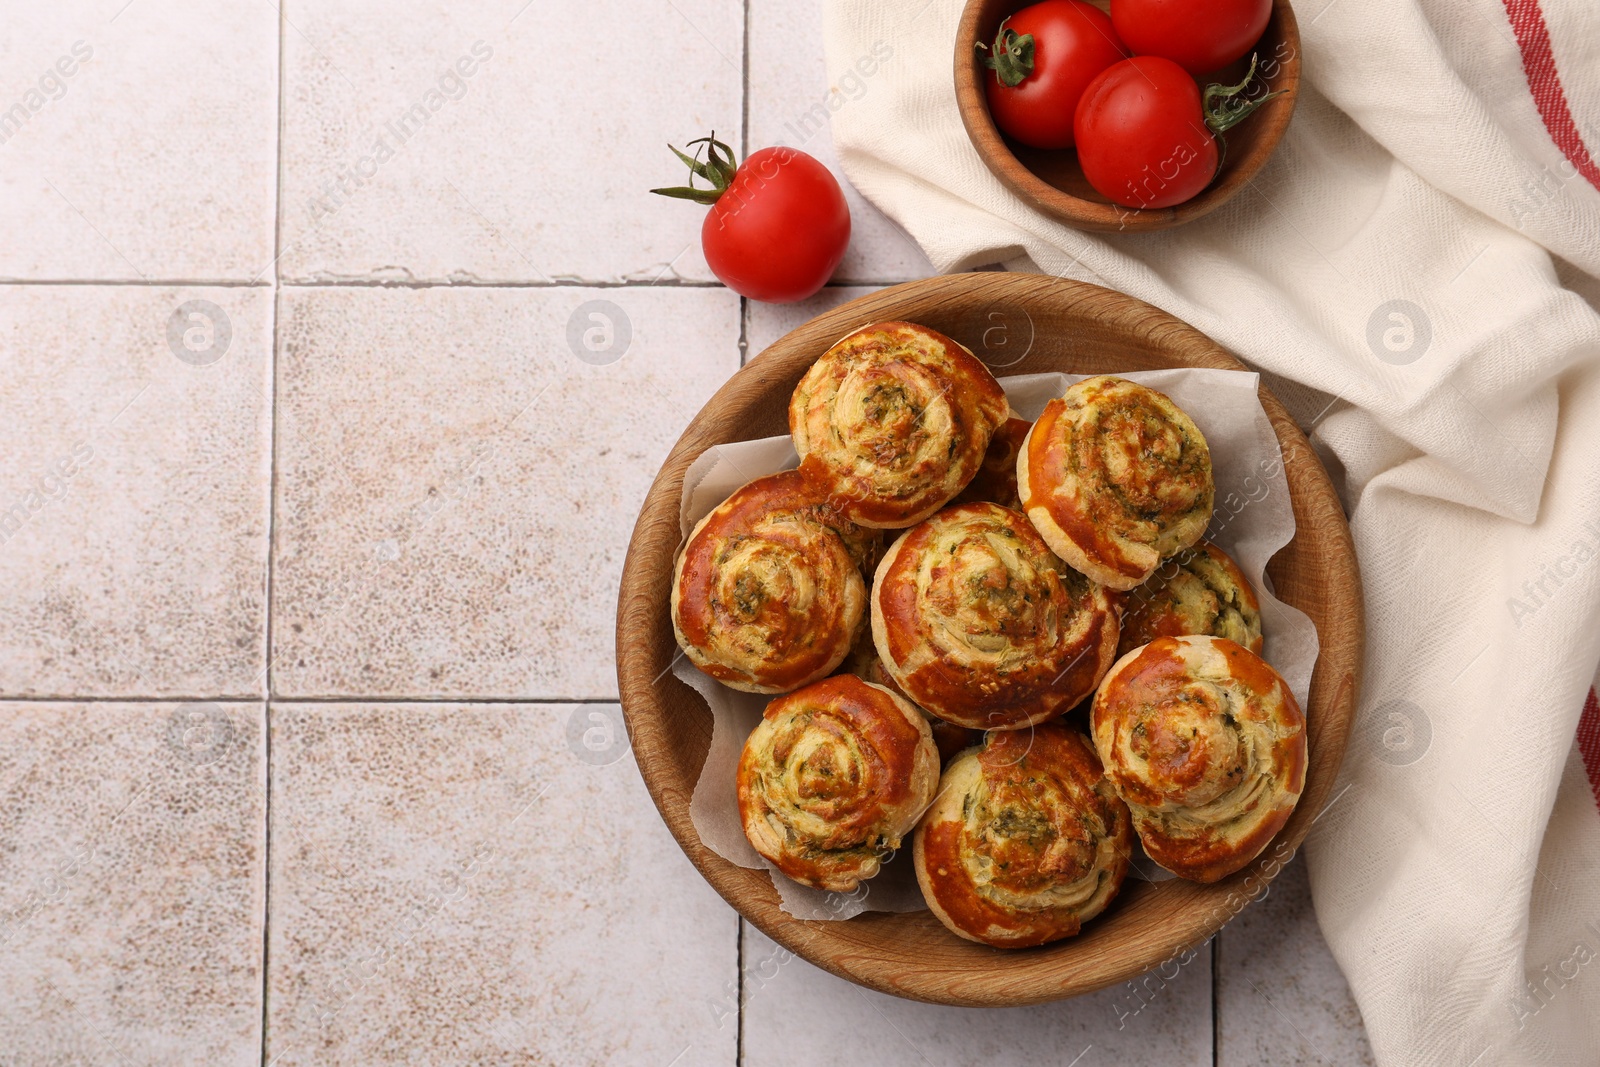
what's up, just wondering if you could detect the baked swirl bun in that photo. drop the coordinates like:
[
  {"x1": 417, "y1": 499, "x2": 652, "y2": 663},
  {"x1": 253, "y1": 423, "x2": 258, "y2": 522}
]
[
  {"x1": 737, "y1": 675, "x2": 939, "y2": 891},
  {"x1": 1019, "y1": 376, "x2": 1214, "y2": 591},
  {"x1": 1091, "y1": 635, "x2": 1306, "y2": 883},
  {"x1": 1118, "y1": 541, "x2": 1263, "y2": 659},
  {"x1": 872, "y1": 502, "x2": 1119, "y2": 730},
  {"x1": 954, "y1": 416, "x2": 1033, "y2": 509},
  {"x1": 790, "y1": 321, "x2": 1010, "y2": 529},
  {"x1": 914, "y1": 724, "x2": 1132, "y2": 948},
  {"x1": 840, "y1": 635, "x2": 983, "y2": 765},
  {"x1": 672, "y1": 470, "x2": 868, "y2": 694}
]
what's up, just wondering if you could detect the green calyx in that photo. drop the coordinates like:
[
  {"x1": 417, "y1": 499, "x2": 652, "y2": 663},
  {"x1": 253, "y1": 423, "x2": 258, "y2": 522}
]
[
  {"x1": 976, "y1": 17, "x2": 1035, "y2": 88},
  {"x1": 650, "y1": 133, "x2": 739, "y2": 205},
  {"x1": 1203, "y1": 54, "x2": 1285, "y2": 135}
]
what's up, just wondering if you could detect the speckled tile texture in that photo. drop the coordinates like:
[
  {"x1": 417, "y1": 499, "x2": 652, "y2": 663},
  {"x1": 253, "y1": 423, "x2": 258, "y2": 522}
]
[
  {"x1": 1216, "y1": 858, "x2": 1376, "y2": 1066},
  {"x1": 0, "y1": 701, "x2": 266, "y2": 1065},
  {"x1": 0, "y1": 4, "x2": 277, "y2": 281},
  {"x1": 0, "y1": 286, "x2": 272, "y2": 697},
  {"x1": 270, "y1": 285, "x2": 739, "y2": 698},
  {"x1": 265, "y1": 702, "x2": 738, "y2": 1066},
  {"x1": 747, "y1": 2, "x2": 933, "y2": 285},
  {"x1": 739, "y1": 924, "x2": 1213, "y2": 1067},
  {"x1": 277, "y1": 0, "x2": 740, "y2": 284},
  {"x1": 745, "y1": 285, "x2": 885, "y2": 361}
]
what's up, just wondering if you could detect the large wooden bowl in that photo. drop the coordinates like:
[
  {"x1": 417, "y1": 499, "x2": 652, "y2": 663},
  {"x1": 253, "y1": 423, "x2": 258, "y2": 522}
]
[
  {"x1": 955, "y1": 0, "x2": 1301, "y2": 232},
  {"x1": 616, "y1": 273, "x2": 1361, "y2": 1006}
]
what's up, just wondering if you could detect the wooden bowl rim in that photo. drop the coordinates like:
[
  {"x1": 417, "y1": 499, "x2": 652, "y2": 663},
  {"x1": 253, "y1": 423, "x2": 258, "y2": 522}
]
[
  {"x1": 616, "y1": 273, "x2": 1362, "y2": 1006},
  {"x1": 953, "y1": 0, "x2": 1303, "y2": 232}
]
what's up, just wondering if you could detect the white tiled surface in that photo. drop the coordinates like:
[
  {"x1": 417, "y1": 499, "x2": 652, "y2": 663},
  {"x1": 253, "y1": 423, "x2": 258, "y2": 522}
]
[
  {"x1": 0, "y1": 4, "x2": 278, "y2": 281},
  {"x1": 277, "y1": 0, "x2": 739, "y2": 283},
  {"x1": 270, "y1": 285, "x2": 738, "y2": 699},
  {"x1": 0, "y1": 3, "x2": 1370, "y2": 1063},
  {"x1": 741, "y1": 925, "x2": 1214, "y2": 1067},
  {"x1": 265, "y1": 702, "x2": 735, "y2": 1065},
  {"x1": 746, "y1": 1, "x2": 932, "y2": 283},
  {"x1": 0, "y1": 286, "x2": 272, "y2": 698},
  {"x1": 0, "y1": 701, "x2": 266, "y2": 1065},
  {"x1": 1216, "y1": 859, "x2": 1376, "y2": 1066},
  {"x1": 746, "y1": 283, "x2": 885, "y2": 357}
]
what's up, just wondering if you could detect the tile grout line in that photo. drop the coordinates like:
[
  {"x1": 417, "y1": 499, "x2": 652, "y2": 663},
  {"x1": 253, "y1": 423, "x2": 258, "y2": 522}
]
[
  {"x1": 737, "y1": 4, "x2": 751, "y2": 1064},
  {"x1": 280, "y1": 277, "x2": 733, "y2": 289},
  {"x1": 1212, "y1": 932, "x2": 1221, "y2": 1066},
  {"x1": 0, "y1": 694, "x2": 629, "y2": 705},
  {"x1": 273, "y1": 695, "x2": 628, "y2": 705},
  {"x1": 735, "y1": 916, "x2": 746, "y2": 1066},
  {"x1": 258, "y1": 0, "x2": 289, "y2": 1063},
  {"x1": 0, "y1": 278, "x2": 274, "y2": 287},
  {"x1": 739, "y1": 296, "x2": 750, "y2": 367},
  {"x1": 740, "y1": 0, "x2": 752, "y2": 162},
  {"x1": 0, "y1": 278, "x2": 910, "y2": 290}
]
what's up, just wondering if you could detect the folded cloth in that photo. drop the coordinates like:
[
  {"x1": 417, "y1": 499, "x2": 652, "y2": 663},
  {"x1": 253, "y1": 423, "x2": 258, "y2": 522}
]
[{"x1": 822, "y1": 0, "x2": 1600, "y2": 1061}]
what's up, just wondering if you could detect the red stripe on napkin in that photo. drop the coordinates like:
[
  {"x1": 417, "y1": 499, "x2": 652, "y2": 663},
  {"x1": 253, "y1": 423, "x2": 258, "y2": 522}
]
[
  {"x1": 1578, "y1": 688, "x2": 1600, "y2": 811},
  {"x1": 1500, "y1": 0, "x2": 1600, "y2": 193}
]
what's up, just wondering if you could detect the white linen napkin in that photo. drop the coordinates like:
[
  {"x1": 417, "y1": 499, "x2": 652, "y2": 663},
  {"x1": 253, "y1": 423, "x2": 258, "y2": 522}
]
[{"x1": 820, "y1": 0, "x2": 1600, "y2": 1061}]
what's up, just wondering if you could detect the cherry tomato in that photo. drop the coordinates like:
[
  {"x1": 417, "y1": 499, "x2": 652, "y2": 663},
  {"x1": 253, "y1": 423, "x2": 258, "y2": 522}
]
[
  {"x1": 982, "y1": 0, "x2": 1127, "y2": 150},
  {"x1": 1110, "y1": 0, "x2": 1272, "y2": 76},
  {"x1": 1073, "y1": 56, "x2": 1218, "y2": 210},
  {"x1": 653, "y1": 136, "x2": 850, "y2": 303}
]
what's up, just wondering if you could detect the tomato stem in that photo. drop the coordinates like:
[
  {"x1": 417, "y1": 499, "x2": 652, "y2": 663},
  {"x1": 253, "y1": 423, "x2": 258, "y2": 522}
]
[
  {"x1": 651, "y1": 133, "x2": 740, "y2": 205},
  {"x1": 1203, "y1": 55, "x2": 1285, "y2": 136},
  {"x1": 975, "y1": 17, "x2": 1035, "y2": 88}
]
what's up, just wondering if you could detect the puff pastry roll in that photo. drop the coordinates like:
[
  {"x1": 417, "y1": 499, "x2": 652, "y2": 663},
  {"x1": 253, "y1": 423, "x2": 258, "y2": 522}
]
[
  {"x1": 1019, "y1": 376, "x2": 1213, "y2": 591},
  {"x1": 790, "y1": 321, "x2": 1010, "y2": 529},
  {"x1": 872, "y1": 502, "x2": 1119, "y2": 731},
  {"x1": 737, "y1": 674, "x2": 939, "y2": 891},
  {"x1": 1118, "y1": 541, "x2": 1263, "y2": 659},
  {"x1": 1092, "y1": 635, "x2": 1305, "y2": 883},
  {"x1": 840, "y1": 636, "x2": 983, "y2": 765},
  {"x1": 914, "y1": 724, "x2": 1132, "y2": 948},
  {"x1": 672, "y1": 470, "x2": 867, "y2": 694},
  {"x1": 954, "y1": 416, "x2": 1033, "y2": 510}
]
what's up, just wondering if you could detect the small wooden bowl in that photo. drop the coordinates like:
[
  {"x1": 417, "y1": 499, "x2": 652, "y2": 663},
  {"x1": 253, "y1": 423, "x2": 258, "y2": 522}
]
[
  {"x1": 955, "y1": 0, "x2": 1301, "y2": 232},
  {"x1": 617, "y1": 273, "x2": 1361, "y2": 1006}
]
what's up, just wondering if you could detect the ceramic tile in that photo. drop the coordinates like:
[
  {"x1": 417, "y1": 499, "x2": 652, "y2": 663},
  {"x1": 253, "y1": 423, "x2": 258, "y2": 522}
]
[
  {"x1": 0, "y1": 700, "x2": 265, "y2": 1065},
  {"x1": 740, "y1": 924, "x2": 1213, "y2": 1067},
  {"x1": 270, "y1": 285, "x2": 739, "y2": 698},
  {"x1": 265, "y1": 701, "x2": 738, "y2": 1066},
  {"x1": 277, "y1": 0, "x2": 742, "y2": 284},
  {"x1": 1216, "y1": 857, "x2": 1376, "y2": 1065},
  {"x1": 0, "y1": 3, "x2": 277, "y2": 281},
  {"x1": 746, "y1": 0, "x2": 935, "y2": 284},
  {"x1": 0, "y1": 285, "x2": 272, "y2": 697}
]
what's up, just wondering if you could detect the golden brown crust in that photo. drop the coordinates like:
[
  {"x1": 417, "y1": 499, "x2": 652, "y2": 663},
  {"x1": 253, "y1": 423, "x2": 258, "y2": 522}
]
[
  {"x1": 1018, "y1": 376, "x2": 1213, "y2": 591},
  {"x1": 736, "y1": 675, "x2": 939, "y2": 891},
  {"x1": 913, "y1": 725, "x2": 1132, "y2": 948},
  {"x1": 954, "y1": 416, "x2": 1032, "y2": 510},
  {"x1": 1091, "y1": 635, "x2": 1305, "y2": 883},
  {"x1": 1118, "y1": 541, "x2": 1263, "y2": 658},
  {"x1": 790, "y1": 321, "x2": 1010, "y2": 529},
  {"x1": 839, "y1": 633, "x2": 983, "y2": 765},
  {"x1": 872, "y1": 502, "x2": 1120, "y2": 731},
  {"x1": 671, "y1": 470, "x2": 867, "y2": 694}
]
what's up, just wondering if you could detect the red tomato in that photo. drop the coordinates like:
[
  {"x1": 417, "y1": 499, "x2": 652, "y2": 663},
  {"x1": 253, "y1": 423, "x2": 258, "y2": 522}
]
[
  {"x1": 1110, "y1": 0, "x2": 1272, "y2": 76},
  {"x1": 1073, "y1": 56, "x2": 1218, "y2": 210},
  {"x1": 654, "y1": 137, "x2": 850, "y2": 303},
  {"x1": 983, "y1": 0, "x2": 1127, "y2": 150},
  {"x1": 703, "y1": 147, "x2": 850, "y2": 303}
]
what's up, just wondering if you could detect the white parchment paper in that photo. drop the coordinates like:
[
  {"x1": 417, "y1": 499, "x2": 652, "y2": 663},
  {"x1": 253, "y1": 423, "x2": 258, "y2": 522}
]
[{"x1": 675, "y1": 369, "x2": 1319, "y2": 918}]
